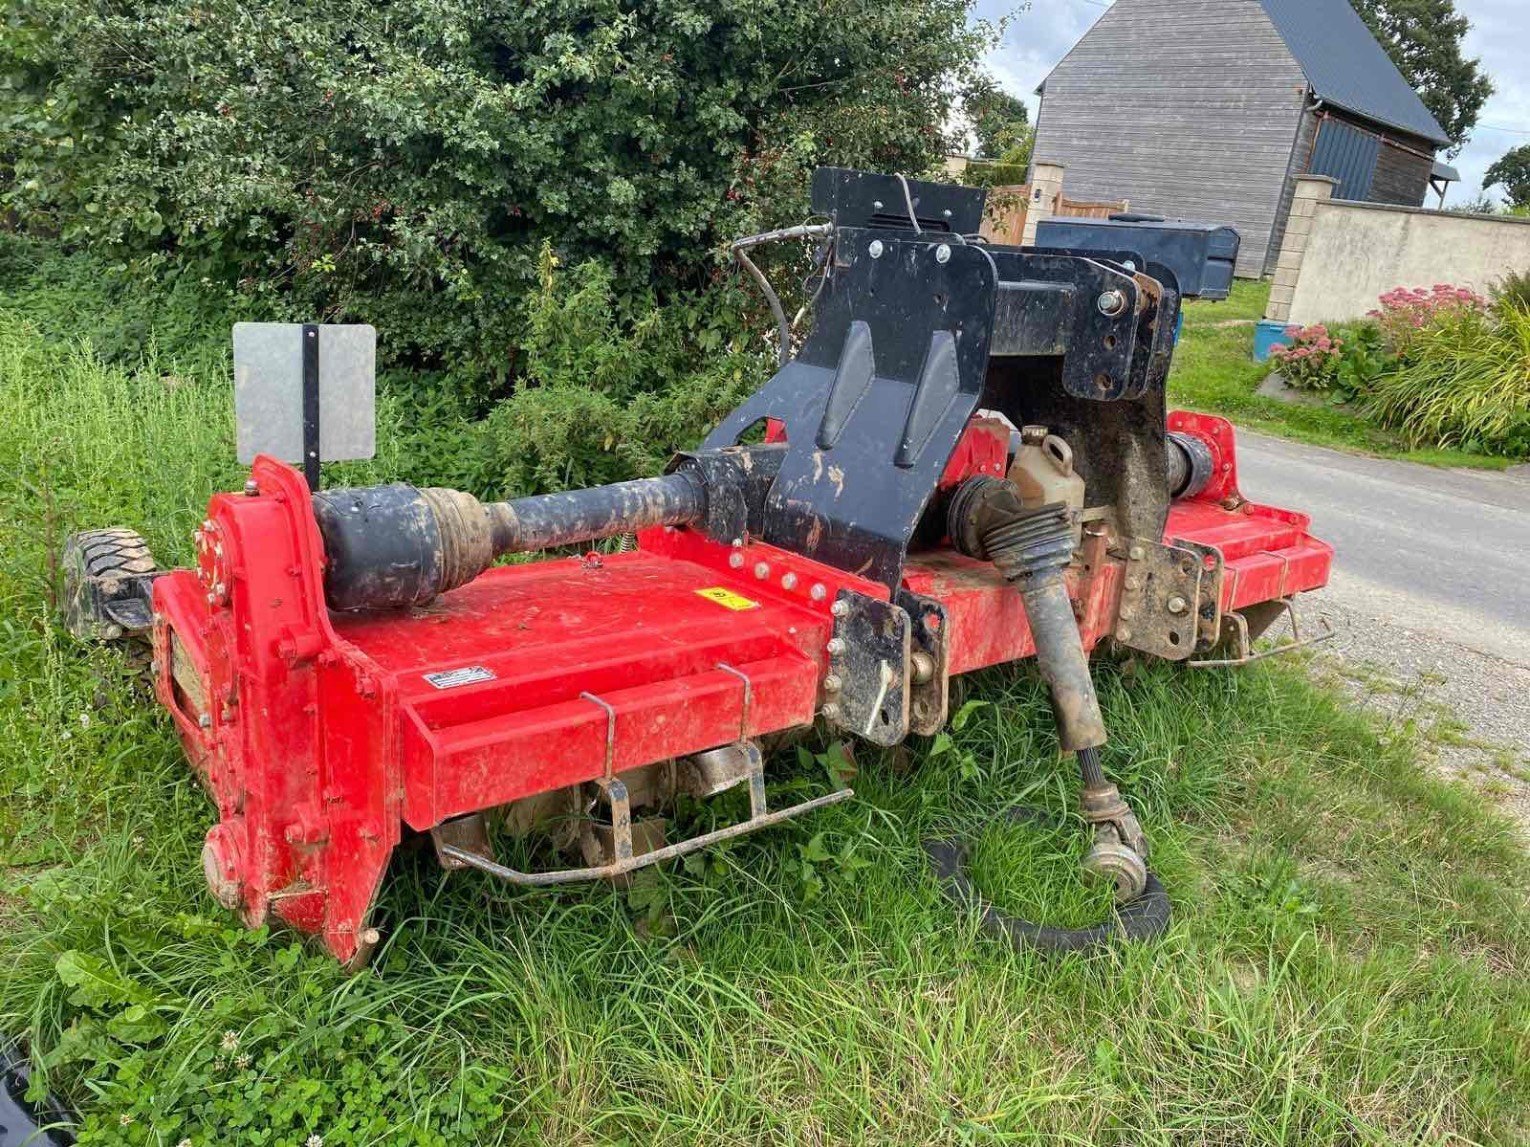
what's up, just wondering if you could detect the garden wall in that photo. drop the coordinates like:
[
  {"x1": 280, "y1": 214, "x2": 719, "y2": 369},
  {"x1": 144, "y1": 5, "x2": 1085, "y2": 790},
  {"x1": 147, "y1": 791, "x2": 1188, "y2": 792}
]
[{"x1": 1271, "y1": 178, "x2": 1530, "y2": 326}]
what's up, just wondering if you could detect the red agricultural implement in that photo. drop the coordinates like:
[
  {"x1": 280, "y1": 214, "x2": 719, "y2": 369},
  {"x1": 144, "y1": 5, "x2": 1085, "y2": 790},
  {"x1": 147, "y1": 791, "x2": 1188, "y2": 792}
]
[{"x1": 65, "y1": 170, "x2": 1332, "y2": 966}]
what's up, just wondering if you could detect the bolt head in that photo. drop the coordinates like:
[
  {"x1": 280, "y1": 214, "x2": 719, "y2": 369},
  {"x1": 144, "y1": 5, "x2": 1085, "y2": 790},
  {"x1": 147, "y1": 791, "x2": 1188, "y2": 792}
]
[
  {"x1": 1167, "y1": 595, "x2": 1190, "y2": 615},
  {"x1": 868, "y1": 239, "x2": 884, "y2": 259},
  {"x1": 809, "y1": 583, "x2": 827, "y2": 602},
  {"x1": 753, "y1": 561, "x2": 770, "y2": 579},
  {"x1": 822, "y1": 703, "x2": 842, "y2": 720},
  {"x1": 243, "y1": 479, "x2": 260, "y2": 497},
  {"x1": 935, "y1": 243, "x2": 951, "y2": 264},
  {"x1": 830, "y1": 600, "x2": 849, "y2": 618},
  {"x1": 781, "y1": 572, "x2": 799, "y2": 590},
  {"x1": 1097, "y1": 289, "x2": 1127, "y2": 316},
  {"x1": 823, "y1": 674, "x2": 843, "y2": 693},
  {"x1": 729, "y1": 551, "x2": 745, "y2": 569},
  {"x1": 1128, "y1": 545, "x2": 1145, "y2": 561},
  {"x1": 826, "y1": 638, "x2": 847, "y2": 656}
]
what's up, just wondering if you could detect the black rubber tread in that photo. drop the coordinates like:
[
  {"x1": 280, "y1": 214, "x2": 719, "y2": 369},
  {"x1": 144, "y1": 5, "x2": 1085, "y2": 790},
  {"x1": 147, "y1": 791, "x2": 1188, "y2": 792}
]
[
  {"x1": 924, "y1": 806, "x2": 1171, "y2": 953},
  {"x1": 61, "y1": 528, "x2": 159, "y2": 641},
  {"x1": 72, "y1": 529, "x2": 156, "y2": 576}
]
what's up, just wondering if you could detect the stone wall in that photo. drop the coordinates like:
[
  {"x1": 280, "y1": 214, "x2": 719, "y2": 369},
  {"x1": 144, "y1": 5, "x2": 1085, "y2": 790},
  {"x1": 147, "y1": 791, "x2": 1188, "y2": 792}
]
[{"x1": 1266, "y1": 177, "x2": 1530, "y2": 326}]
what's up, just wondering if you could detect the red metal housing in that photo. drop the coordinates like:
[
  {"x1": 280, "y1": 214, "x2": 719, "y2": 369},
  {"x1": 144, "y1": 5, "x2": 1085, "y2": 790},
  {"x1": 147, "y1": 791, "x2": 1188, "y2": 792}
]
[{"x1": 154, "y1": 413, "x2": 1331, "y2": 963}]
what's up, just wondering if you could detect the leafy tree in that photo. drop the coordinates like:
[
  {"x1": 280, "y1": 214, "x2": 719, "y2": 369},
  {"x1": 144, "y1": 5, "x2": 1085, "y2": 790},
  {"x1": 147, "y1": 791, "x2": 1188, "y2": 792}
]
[
  {"x1": 963, "y1": 74, "x2": 1031, "y2": 158},
  {"x1": 1351, "y1": 0, "x2": 1494, "y2": 156},
  {"x1": 0, "y1": 0, "x2": 987, "y2": 375},
  {"x1": 1484, "y1": 145, "x2": 1530, "y2": 210}
]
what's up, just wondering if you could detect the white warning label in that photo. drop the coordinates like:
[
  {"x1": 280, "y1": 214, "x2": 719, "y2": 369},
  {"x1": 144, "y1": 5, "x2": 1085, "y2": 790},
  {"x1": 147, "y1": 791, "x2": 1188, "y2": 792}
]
[{"x1": 423, "y1": 665, "x2": 496, "y2": 690}]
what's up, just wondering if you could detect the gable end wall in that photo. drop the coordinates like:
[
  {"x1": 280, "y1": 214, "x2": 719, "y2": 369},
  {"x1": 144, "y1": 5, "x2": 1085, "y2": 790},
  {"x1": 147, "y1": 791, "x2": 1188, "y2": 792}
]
[{"x1": 1032, "y1": 0, "x2": 1309, "y2": 277}]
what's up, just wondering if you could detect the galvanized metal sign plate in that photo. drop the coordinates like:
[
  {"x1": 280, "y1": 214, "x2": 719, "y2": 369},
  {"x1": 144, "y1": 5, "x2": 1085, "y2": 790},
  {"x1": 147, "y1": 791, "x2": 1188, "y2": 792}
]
[{"x1": 233, "y1": 323, "x2": 376, "y2": 464}]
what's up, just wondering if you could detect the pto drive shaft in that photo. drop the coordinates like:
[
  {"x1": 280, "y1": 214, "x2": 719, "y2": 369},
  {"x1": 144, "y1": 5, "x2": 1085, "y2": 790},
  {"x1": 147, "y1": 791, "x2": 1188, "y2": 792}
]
[
  {"x1": 313, "y1": 472, "x2": 706, "y2": 612},
  {"x1": 948, "y1": 476, "x2": 1150, "y2": 900}
]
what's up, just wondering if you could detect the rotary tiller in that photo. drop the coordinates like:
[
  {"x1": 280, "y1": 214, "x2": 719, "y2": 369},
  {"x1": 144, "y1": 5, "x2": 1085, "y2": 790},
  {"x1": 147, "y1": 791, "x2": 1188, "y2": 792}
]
[{"x1": 67, "y1": 169, "x2": 1332, "y2": 965}]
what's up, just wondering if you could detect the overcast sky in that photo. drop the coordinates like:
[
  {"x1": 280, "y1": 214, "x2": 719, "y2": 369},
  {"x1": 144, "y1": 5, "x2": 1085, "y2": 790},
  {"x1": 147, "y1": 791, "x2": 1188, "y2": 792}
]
[{"x1": 973, "y1": 0, "x2": 1530, "y2": 207}]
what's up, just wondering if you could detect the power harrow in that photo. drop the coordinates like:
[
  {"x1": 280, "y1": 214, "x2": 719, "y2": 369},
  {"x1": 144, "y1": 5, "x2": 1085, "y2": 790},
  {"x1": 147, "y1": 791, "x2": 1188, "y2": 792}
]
[{"x1": 66, "y1": 169, "x2": 1332, "y2": 966}]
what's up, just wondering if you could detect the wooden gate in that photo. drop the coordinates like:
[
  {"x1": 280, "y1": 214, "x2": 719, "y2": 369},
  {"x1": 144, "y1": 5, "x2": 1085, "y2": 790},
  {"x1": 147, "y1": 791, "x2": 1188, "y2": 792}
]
[{"x1": 980, "y1": 185, "x2": 1130, "y2": 245}]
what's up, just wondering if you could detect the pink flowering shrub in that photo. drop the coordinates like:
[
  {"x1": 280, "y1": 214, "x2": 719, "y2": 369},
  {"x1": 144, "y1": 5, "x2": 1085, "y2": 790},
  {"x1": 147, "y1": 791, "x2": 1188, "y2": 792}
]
[
  {"x1": 1269, "y1": 323, "x2": 1345, "y2": 390},
  {"x1": 1369, "y1": 284, "x2": 1488, "y2": 356}
]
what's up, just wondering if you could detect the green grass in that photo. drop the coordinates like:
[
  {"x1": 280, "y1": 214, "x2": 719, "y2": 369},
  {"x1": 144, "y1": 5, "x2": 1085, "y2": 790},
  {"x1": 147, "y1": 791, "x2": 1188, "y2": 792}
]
[
  {"x1": 1171, "y1": 283, "x2": 1515, "y2": 470},
  {"x1": 1, "y1": 304, "x2": 1528, "y2": 1145}
]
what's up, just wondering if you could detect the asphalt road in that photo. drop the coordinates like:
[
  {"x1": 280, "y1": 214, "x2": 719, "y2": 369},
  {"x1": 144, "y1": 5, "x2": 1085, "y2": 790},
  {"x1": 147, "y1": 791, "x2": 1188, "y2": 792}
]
[{"x1": 1234, "y1": 431, "x2": 1530, "y2": 817}]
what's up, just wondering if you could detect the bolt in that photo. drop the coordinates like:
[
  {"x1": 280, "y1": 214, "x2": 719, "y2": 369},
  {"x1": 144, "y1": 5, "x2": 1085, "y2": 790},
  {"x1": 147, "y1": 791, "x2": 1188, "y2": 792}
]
[
  {"x1": 935, "y1": 243, "x2": 951, "y2": 264},
  {"x1": 868, "y1": 239, "x2": 884, "y2": 259},
  {"x1": 1097, "y1": 289, "x2": 1127, "y2": 316},
  {"x1": 781, "y1": 572, "x2": 799, "y2": 590},
  {"x1": 1167, "y1": 595, "x2": 1190, "y2": 616},
  {"x1": 198, "y1": 712, "x2": 212, "y2": 729},
  {"x1": 824, "y1": 674, "x2": 843, "y2": 693},
  {"x1": 822, "y1": 703, "x2": 842, "y2": 721},
  {"x1": 243, "y1": 479, "x2": 260, "y2": 497},
  {"x1": 830, "y1": 600, "x2": 849, "y2": 618},
  {"x1": 872, "y1": 200, "x2": 884, "y2": 211},
  {"x1": 731, "y1": 538, "x2": 743, "y2": 548},
  {"x1": 729, "y1": 552, "x2": 745, "y2": 569},
  {"x1": 1117, "y1": 625, "x2": 1133, "y2": 641},
  {"x1": 910, "y1": 651, "x2": 936, "y2": 685},
  {"x1": 1128, "y1": 545, "x2": 1145, "y2": 561},
  {"x1": 942, "y1": 208, "x2": 953, "y2": 219},
  {"x1": 360, "y1": 927, "x2": 381, "y2": 946},
  {"x1": 810, "y1": 583, "x2": 827, "y2": 602},
  {"x1": 826, "y1": 638, "x2": 846, "y2": 656},
  {"x1": 754, "y1": 561, "x2": 770, "y2": 579},
  {"x1": 101, "y1": 623, "x2": 122, "y2": 640}
]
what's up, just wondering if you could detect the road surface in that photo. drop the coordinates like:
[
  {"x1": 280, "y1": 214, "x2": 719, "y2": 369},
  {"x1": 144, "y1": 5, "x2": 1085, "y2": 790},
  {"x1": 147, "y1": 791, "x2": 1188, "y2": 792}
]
[{"x1": 1235, "y1": 431, "x2": 1530, "y2": 821}]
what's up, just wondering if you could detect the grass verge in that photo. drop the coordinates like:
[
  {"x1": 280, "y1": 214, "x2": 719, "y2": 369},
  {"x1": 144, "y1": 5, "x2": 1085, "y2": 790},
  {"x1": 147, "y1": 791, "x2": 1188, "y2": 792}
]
[
  {"x1": 0, "y1": 304, "x2": 1527, "y2": 1145},
  {"x1": 1171, "y1": 282, "x2": 1514, "y2": 471}
]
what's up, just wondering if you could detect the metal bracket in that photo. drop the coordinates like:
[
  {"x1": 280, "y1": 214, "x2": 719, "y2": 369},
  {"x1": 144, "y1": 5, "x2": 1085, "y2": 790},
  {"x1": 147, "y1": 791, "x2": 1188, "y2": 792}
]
[
  {"x1": 1114, "y1": 539, "x2": 1203, "y2": 661},
  {"x1": 1188, "y1": 598, "x2": 1335, "y2": 669},
  {"x1": 1170, "y1": 537, "x2": 1226, "y2": 651},
  {"x1": 826, "y1": 590, "x2": 911, "y2": 746},
  {"x1": 897, "y1": 588, "x2": 949, "y2": 735}
]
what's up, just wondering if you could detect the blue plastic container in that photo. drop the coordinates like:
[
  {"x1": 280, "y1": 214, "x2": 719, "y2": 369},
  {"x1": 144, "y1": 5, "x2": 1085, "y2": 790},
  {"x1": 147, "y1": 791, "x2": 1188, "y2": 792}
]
[{"x1": 1253, "y1": 319, "x2": 1293, "y2": 362}]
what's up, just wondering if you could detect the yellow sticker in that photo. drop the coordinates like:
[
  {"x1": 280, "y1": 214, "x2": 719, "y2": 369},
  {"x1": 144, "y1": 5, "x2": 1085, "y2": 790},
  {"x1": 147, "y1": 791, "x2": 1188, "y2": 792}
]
[{"x1": 695, "y1": 586, "x2": 761, "y2": 611}]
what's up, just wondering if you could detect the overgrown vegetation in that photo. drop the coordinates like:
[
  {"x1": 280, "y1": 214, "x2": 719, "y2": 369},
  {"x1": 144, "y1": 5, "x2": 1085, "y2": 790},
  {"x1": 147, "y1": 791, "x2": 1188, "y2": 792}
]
[
  {"x1": 2, "y1": 247, "x2": 1528, "y2": 1144},
  {"x1": 1367, "y1": 290, "x2": 1530, "y2": 457},
  {"x1": 1170, "y1": 281, "x2": 1522, "y2": 469},
  {"x1": 1262, "y1": 285, "x2": 1530, "y2": 459},
  {"x1": 0, "y1": 0, "x2": 986, "y2": 378}
]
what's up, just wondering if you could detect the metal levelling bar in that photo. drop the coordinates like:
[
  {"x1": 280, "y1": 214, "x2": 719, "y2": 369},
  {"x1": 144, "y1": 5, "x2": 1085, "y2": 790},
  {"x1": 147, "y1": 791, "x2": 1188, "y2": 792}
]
[
  {"x1": 436, "y1": 788, "x2": 854, "y2": 887},
  {"x1": 302, "y1": 323, "x2": 320, "y2": 492}
]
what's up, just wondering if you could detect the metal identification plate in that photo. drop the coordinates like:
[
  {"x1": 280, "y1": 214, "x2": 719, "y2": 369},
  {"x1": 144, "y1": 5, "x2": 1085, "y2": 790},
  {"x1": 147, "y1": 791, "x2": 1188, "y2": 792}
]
[
  {"x1": 423, "y1": 666, "x2": 496, "y2": 690},
  {"x1": 233, "y1": 322, "x2": 376, "y2": 464}
]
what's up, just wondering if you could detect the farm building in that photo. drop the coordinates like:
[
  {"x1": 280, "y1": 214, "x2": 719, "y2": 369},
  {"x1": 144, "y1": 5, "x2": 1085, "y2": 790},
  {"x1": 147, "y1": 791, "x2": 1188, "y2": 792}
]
[{"x1": 1031, "y1": 0, "x2": 1452, "y2": 277}]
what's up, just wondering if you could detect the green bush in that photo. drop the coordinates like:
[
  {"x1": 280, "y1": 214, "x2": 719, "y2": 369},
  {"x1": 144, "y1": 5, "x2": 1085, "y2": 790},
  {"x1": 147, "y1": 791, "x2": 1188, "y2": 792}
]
[
  {"x1": 1365, "y1": 296, "x2": 1530, "y2": 457},
  {"x1": 1, "y1": 0, "x2": 986, "y2": 377},
  {"x1": 1269, "y1": 321, "x2": 1391, "y2": 402}
]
